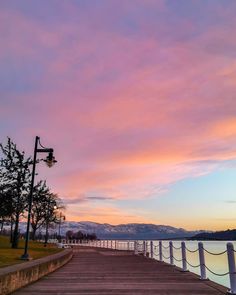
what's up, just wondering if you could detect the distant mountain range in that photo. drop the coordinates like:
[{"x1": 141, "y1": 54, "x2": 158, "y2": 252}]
[
  {"x1": 17, "y1": 221, "x2": 206, "y2": 240},
  {"x1": 191, "y1": 229, "x2": 236, "y2": 240}
]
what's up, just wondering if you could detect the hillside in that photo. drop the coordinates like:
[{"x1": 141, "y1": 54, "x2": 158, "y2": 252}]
[
  {"x1": 19, "y1": 221, "x2": 206, "y2": 240},
  {"x1": 9, "y1": 221, "x2": 206, "y2": 240},
  {"x1": 191, "y1": 229, "x2": 236, "y2": 240}
]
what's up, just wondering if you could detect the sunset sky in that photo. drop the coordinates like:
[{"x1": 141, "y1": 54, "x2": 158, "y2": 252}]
[{"x1": 1, "y1": 0, "x2": 236, "y2": 230}]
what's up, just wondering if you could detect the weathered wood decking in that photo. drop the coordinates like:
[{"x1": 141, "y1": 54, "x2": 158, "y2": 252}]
[{"x1": 13, "y1": 247, "x2": 228, "y2": 295}]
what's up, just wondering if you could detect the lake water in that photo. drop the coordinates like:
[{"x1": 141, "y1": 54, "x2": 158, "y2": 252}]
[{"x1": 115, "y1": 240, "x2": 235, "y2": 289}]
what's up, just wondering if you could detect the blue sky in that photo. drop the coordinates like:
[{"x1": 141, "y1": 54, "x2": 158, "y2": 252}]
[{"x1": 1, "y1": 0, "x2": 236, "y2": 229}]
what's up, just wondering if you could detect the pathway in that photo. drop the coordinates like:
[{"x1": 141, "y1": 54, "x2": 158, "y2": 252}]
[{"x1": 13, "y1": 247, "x2": 228, "y2": 295}]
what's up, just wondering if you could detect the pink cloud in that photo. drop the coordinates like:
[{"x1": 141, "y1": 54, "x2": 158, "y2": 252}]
[{"x1": 1, "y1": 2, "x2": 236, "y2": 225}]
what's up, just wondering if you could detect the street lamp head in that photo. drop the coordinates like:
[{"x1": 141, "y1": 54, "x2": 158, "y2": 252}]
[{"x1": 44, "y1": 152, "x2": 57, "y2": 168}]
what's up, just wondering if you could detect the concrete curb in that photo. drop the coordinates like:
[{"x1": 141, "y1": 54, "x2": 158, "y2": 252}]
[{"x1": 0, "y1": 249, "x2": 73, "y2": 295}]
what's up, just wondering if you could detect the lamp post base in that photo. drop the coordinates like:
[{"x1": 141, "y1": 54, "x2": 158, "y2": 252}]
[{"x1": 20, "y1": 253, "x2": 33, "y2": 261}]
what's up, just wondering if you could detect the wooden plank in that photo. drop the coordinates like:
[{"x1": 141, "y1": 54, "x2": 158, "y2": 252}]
[{"x1": 13, "y1": 247, "x2": 228, "y2": 295}]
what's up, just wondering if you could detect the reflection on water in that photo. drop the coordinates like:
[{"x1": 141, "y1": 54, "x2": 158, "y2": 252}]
[{"x1": 151, "y1": 240, "x2": 234, "y2": 288}]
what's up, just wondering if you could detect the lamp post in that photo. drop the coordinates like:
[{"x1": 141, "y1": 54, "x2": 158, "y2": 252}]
[
  {"x1": 44, "y1": 202, "x2": 57, "y2": 247},
  {"x1": 58, "y1": 212, "x2": 65, "y2": 242},
  {"x1": 21, "y1": 136, "x2": 57, "y2": 260}
]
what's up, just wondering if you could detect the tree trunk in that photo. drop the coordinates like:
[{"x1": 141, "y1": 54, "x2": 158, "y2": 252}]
[
  {"x1": 12, "y1": 190, "x2": 21, "y2": 249},
  {"x1": 31, "y1": 226, "x2": 37, "y2": 240},
  {"x1": 12, "y1": 212, "x2": 20, "y2": 248},
  {"x1": 10, "y1": 217, "x2": 14, "y2": 243},
  {"x1": 0, "y1": 221, "x2": 3, "y2": 234}
]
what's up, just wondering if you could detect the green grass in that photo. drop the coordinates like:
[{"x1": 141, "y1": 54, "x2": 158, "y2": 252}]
[{"x1": 0, "y1": 235, "x2": 62, "y2": 268}]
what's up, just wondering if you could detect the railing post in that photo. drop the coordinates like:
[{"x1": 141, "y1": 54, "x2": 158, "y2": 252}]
[
  {"x1": 159, "y1": 241, "x2": 163, "y2": 261},
  {"x1": 150, "y1": 241, "x2": 154, "y2": 259},
  {"x1": 146, "y1": 241, "x2": 149, "y2": 257},
  {"x1": 143, "y1": 241, "x2": 146, "y2": 256},
  {"x1": 169, "y1": 241, "x2": 174, "y2": 265},
  {"x1": 181, "y1": 242, "x2": 188, "y2": 272},
  {"x1": 227, "y1": 242, "x2": 236, "y2": 294},
  {"x1": 134, "y1": 241, "x2": 138, "y2": 255},
  {"x1": 115, "y1": 240, "x2": 117, "y2": 250},
  {"x1": 128, "y1": 241, "x2": 130, "y2": 251},
  {"x1": 198, "y1": 242, "x2": 207, "y2": 280}
]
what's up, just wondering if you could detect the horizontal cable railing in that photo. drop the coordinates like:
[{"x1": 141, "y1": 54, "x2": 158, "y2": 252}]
[
  {"x1": 185, "y1": 246, "x2": 199, "y2": 253},
  {"x1": 204, "y1": 265, "x2": 230, "y2": 277},
  {"x1": 185, "y1": 260, "x2": 201, "y2": 268},
  {"x1": 203, "y1": 248, "x2": 227, "y2": 256},
  {"x1": 172, "y1": 245, "x2": 182, "y2": 250}
]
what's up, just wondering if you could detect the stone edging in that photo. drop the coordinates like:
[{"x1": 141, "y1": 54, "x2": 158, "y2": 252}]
[{"x1": 0, "y1": 249, "x2": 73, "y2": 295}]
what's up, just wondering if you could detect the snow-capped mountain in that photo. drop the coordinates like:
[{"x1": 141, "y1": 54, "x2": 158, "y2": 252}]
[
  {"x1": 16, "y1": 221, "x2": 205, "y2": 239},
  {"x1": 48, "y1": 221, "x2": 205, "y2": 239}
]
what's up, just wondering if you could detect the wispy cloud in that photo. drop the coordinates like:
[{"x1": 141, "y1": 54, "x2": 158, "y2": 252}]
[
  {"x1": 1, "y1": 1, "x2": 236, "y2": 226},
  {"x1": 224, "y1": 200, "x2": 236, "y2": 204}
]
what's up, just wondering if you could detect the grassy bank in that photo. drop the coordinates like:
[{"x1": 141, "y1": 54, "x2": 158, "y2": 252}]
[{"x1": 0, "y1": 235, "x2": 62, "y2": 268}]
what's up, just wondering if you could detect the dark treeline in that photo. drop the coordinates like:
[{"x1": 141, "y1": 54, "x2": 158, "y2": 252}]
[
  {"x1": 65, "y1": 230, "x2": 97, "y2": 241},
  {"x1": 0, "y1": 138, "x2": 65, "y2": 248}
]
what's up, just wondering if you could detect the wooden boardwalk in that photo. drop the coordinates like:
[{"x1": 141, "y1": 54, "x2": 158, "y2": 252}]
[{"x1": 13, "y1": 247, "x2": 228, "y2": 295}]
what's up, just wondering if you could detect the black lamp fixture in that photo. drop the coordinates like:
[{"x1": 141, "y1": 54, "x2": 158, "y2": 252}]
[
  {"x1": 21, "y1": 136, "x2": 57, "y2": 260},
  {"x1": 44, "y1": 151, "x2": 57, "y2": 167}
]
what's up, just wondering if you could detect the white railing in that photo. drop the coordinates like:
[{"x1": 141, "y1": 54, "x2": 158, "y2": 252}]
[{"x1": 73, "y1": 239, "x2": 236, "y2": 294}]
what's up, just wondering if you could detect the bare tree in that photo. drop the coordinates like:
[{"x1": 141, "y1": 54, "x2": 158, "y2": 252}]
[
  {"x1": 0, "y1": 138, "x2": 33, "y2": 248},
  {"x1": 43, "y1": 193, "x2": 64, "y2": 246},
  {"x1": 0, "y1": 182, "x2": 12, "y2": 233},
  {"x1": 30, "y1": 180, "x2": 50, "y2": 240}
]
